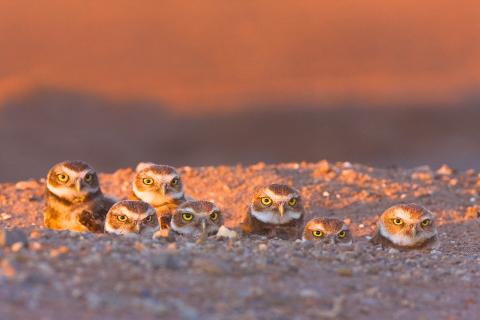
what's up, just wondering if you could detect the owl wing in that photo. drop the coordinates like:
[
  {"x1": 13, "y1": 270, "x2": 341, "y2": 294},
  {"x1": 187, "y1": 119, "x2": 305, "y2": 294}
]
[{"x1": 77, "y1": 209, "x2": 104, "y2": 233}]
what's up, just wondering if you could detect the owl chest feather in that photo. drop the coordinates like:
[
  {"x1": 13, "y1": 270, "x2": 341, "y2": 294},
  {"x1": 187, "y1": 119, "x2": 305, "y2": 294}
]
[
  {"x1": 242, "y1": 208, "x2": 302, "y2": 240},
  {"x1": 370, "y1": 228, "x2": 440, "y2": 251}
]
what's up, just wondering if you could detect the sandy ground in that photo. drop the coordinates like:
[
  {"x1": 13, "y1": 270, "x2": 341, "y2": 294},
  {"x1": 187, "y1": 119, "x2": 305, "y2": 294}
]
[{"x1": 1, "y1": 160, "x2": 480, "y2": 319}]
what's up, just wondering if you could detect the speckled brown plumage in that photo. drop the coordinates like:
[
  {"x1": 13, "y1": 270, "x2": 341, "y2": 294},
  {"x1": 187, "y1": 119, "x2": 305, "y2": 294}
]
[{"x1": 302, "y1": 217, "x2": 352, "y2": 245}]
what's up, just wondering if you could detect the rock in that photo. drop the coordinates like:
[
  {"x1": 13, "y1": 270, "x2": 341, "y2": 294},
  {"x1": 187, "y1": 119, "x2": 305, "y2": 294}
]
[
  {"x1": 300, "y1": 289, "x2": 320, "y2": 298},
  {"x1": 258, "y1": 243, "x2": 268, "y2": 251},
  {"x1": 15, "y1": 179, "x2": 39, "y2": 190},
  {"x1": 11, "y1": 242, "x2": 25, "y2": 252},
  {"x1": 192, "y1": 258, "x2": 232, "y2": 276},
  {"x1": 216, "y1": 225, "x2": 240, "y2": 240},
  {"x1": 465, "y1": 206, "x2": 479, "y2": 220},
  {"x1": 0, "y1": 229, "x2": 28, "y2": 248},
  {"x1": 337, "y1": 268, "x2": 353, "y2": 277},
  {"x1": 389, "y1": 248, "x2": 400, "y2": 254},
  {"x1": 135, "y1": 242, "x2": 146, "y2": 251},
  {"x1": 30, "y1": 232, "x2": 41, "y2": 239},
  {"x1": 436, "y1": 164, "x2": 453, "y2": 175},
  {"x1": 301, "y1": 241, "x2": 315, "y2": 248}
]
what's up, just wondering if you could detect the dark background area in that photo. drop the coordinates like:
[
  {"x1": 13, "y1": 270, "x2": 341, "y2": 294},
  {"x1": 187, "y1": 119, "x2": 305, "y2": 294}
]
[
  {"x1": 1, "y1": 1, "x2": 480, "y2": 182},
  {"x1": 1, "y1": 90, "x2": 479, "y2": 182}
]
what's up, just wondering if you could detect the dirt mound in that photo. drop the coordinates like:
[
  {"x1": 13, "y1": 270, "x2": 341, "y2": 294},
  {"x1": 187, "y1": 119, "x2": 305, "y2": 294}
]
[{"x1": 0, "y1": 161, "x2": 479, "y2": 319}]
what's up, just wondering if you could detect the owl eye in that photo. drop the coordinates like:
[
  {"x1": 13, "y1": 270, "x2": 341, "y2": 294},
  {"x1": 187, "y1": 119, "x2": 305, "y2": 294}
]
[
  {"x1": 84, "y1": 174, "x2": 93, "y2": 182},
  {"x1": 117, "y1": 215, "x2": 127, "y2": 222},
  {"x1": 183, "y1": 213, "x2": 193, "y2": 221},
  {"x1": 57, "y1": 174, "x2": 69, "y2": 182},
  {"x1": 261, "y1": 197, "x2": 272, "y2": 205},
  {"x1": 338, "y1": 231, "x2": 346, "y2": 237},
  {"x1": 143, "y1": 178, "x2": 154, "y2": 185},
  {"x1": 393, "y1": 219, "x2": 403, "y2": 225},
  {"x1": 145, "y1": 215, "x2": 153, "y2": 222},
  {"x1": 171, "y1": 178, "x2": 179, "y2": 185},
  {"x1": 288, "y1": 198, "x2": 297, "y2": 206},
  {"x1": 210, "y1": 212, "x2": 218, "y2": 220},
  {"x1": 312, "y1": 230, "x2": 323, "y2": 237},
  {"x1": 421, "y1": 219, "x2": 430, "y2": 226}
]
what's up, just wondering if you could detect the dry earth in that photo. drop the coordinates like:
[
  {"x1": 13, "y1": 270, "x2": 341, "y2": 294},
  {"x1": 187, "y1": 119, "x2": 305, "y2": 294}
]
[{"x1": 1, "y1": 161, "x2": 480, "y2": 319}]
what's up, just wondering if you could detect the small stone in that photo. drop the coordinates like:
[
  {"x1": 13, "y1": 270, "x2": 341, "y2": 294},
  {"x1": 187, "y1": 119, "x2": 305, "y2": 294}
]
[
  {"x1": 216, "y1": 225, "x2": 240, "y2": 240},
  {"x1": 30, "y1": 242, "x2": 42, "y2": 251},
  {"x1": 30, "y1": 232, "x2": 41, "y2": 239},
  {"x1": 365, "y1": 287, "x2": 380, "y2": 298},
  {"x1": 135, "y1": 242, "x2": 146, "y2": 251},
  {"x1": 300, "y1": 289, "x2": 320, "y2": 298},
  {"x1": 301, "y1": 241, "x2": 315, "y2": 248},
  {"x1": 258, "y1": 244, "x2": 268, "y2": 251},
  {"x1": 337, "y1": 268, "x2": 353, "y2": 277},
  {"x1": 11, "y1": 242, "x2": 25, "y2": 252},
  {"x1": 436, "y1": 164, "x2": 453, "y2": 175},
  {"x1": 0, "y1": 229, "x2": 28, "y2": 248},
  {"x1": 192, "y1": 258, "x2": 232, "y2": 276},
  {"x1": 389, "y1": 248, "x2": 400, "y2": 254},
  {"x1": 15, "y1": 179, "x2": 38, "y2": 190}
]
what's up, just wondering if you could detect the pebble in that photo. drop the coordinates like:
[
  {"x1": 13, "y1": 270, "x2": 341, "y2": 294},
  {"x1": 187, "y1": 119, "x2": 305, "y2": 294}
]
[
  {"x1": 337, "y1": 268, "x2": 353, "y2": 277},
  {"x1": 389, "y1": 248, "x2": 400, "y2": 254},
  {"x1": 30, "y1": 232, "x2": 41, "y2": 239},
  {"x1": 192, "y1": 258, "x2": 232, "y2": 276}
]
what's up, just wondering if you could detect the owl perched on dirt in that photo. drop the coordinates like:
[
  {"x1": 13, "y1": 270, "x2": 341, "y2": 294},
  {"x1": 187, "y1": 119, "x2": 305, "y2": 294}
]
[
  {"x1": 43, "y1": 160, "x2": 116, "y2": 233},
  {"x1": 129, "y1": 164, "x2": 186, "y2": 229},
  {"x1": 302, "y1": 217, "x2": 353, "y2": 245},
  {"x1": 370, "y1": 203, "x2": 440, "y2": 251},
  {"x1": 104, "y1": 200, "x2": 159, "y2": 236},
  {"x1": 171, "y1": 200, "x2": 224, "y2": 237},
  {"x1": 242, "y1": 184, "x2": 305, "y2": 240}
]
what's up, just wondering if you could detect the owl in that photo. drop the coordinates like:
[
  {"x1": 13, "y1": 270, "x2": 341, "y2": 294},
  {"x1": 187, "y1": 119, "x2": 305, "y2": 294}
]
[
  {"x1": 302, "y1": 217, "x2": 353, "y2": 245},
  {"x1": 370, "y1": 203, "x2": 440, "y2": 251},
  {"x1": 171, "y1": 200, "x2": 224, "y2": 237},
  {"x1": 104, "y1": 200, "x2": 159, "y2": 236},
  {"x1": 242, "y1": 184, "x2": 305, "y2": 240},
  {"x1": 43, "y1": 160, "x2": 116, "y2": 233},
  {"x1": 129, "y1": 164, "x2": 186, "y2": 229}
]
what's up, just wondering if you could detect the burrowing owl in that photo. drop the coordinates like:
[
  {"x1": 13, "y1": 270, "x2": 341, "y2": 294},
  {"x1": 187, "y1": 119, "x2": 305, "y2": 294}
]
[
  {"x1": 43, "y1": 160, "x2": 116, "y2": 233},
  {"x1": 370, "y1": 203, "x2": 440, "y2": 251},
  {"x1": 104, "y1": 200, "x2": 159, "y2": 236},
  {"x1": 302, "y1": 217, "x2": 352, "y2": 245},
  {"x1": 129, "y1": 165, "x2": 186, "y2": 229},
  {"x1": 242, "y1": 184, "x2": 305, "y2": 240},
  {"x1": 171, "y1": 200, "x2": 224, "y2": 237}
]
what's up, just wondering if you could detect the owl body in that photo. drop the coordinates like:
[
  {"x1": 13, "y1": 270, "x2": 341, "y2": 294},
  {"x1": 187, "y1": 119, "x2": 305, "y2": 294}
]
[
  {"x1": 105, "y1": 200, "x2": 159, "y2": 236},
  {"x1": 171, "y1": 200, "x2": 224, "y2": 237},
  {"x1": 242, "y1": 184, "x2": 305, "y2": 240},
  {"x1": 43, "y1": 161, "x2": 115, "y2": 233},
  {"x1": 302, "y1": 217, "x2": 353, "y2": 245},
  {"x1": 128, "y1": 165, "x2": 186, "y2": 229},
  {"x1": 370, "y1": 203, "x2": 440, "y2": 251}
]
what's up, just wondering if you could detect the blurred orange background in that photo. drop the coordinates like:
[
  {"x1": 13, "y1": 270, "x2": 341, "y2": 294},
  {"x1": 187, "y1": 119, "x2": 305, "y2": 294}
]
[{"x1": 1, "y1": 1, "x2": 480, "y2": 181}]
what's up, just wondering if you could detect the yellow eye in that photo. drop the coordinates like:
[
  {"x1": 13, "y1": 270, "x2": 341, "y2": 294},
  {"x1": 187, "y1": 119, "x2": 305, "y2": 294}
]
[
  {"x1": 117, "y1": 215, "x2": 127, "y2": 222},
  {"x1": 143, "y1": 178, "x2": 154, "y2": 185},
  {"x1": 183, "y1": 213, "x2": 193, "y2": 221},
  {"x1": 85, "y1": 174, "x2": 93, "y2": 182},
  {"x1": 421, "y1": 219, "x2": 430, "y2": 226},
  {"x1": 171, "y1": 178, "x2": 178, "y2": 185},
  {"x1": 57, "y1": 174, "x2": 69, "y2": 182},
  {"x1": 338, "y1": 231, "x2": 346, "y2": 237},
  {"x1": 288, "y1": 198, "x2": 297, "y2": 206},
  {"x1": 210, "y1": 212, "x2": 218, "y2": 220},
  {"x1": 313, "y1": 230, "x2": 323, "y2": 237},
  {"x1": 393, "y1": 219, "x2": 403, "y2": 225},
  {"x1": 145, "y1": 216, "x2": 152, "y2": 222},
  {"x1": 261, "y1": 197, "x2": 272, "y2": 205}
]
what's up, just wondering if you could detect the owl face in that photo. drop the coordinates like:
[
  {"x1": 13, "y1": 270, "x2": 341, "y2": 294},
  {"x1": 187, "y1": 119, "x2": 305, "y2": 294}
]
[
  {"x1": 132, "y1": 165, "x2": 184, "y2": 206},
  {"x1": 105, "y1": 200, "x2": 159, "y2": 235},
  {"x1": 302, "y1": 217, "x2": 352, "y2": 245},
  {"x1": 171, "y1": 200, "x2": 224, "y2": 237},
  {"x1": 378, "y1": 203, "x2": 437, "y2": 246},
  {"x1": 250, "y1": 184, "x2": 304, "y2": 225},
  {"x1": 47, "y1": 160, "x2": 100, "y2": 201}
]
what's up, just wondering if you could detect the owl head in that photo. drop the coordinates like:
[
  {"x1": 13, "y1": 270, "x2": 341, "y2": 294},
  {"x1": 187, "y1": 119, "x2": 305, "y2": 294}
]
[
  {"x1": 105, "y1": 200, "x2": 159, "y2": 236},
  {"x1": 46, "y1": 160, "x2": 100, "y2": 201},
  {"x1": 378, "y1": 203, "x2": 437, "y2": 247},
  {"x1": 171, "y1": 200, "x2": 224, "y2": 237},
  {"x1": 302, "y1": 217, "x2": 352, "y2": 245},
  {"x1": 250, "y1": 184, "x2": 304, "y2": 225},
  {"x1": 132, "y1": 165, "x2": 184, "y2": 206}
]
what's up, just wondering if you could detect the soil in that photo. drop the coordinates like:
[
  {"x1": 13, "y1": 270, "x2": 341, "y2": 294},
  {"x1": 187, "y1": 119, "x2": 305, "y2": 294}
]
[{"x1": 1, "y1": 160, "x2": 479, "y2": 319}]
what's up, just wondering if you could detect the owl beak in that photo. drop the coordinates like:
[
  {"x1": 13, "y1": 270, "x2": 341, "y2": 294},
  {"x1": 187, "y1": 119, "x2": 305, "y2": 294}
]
[
  {"x1": 201, "y1": 219, "x2": 206, "y2": 234},
  {"x1": 278, "y1": 204, "x2": 284, "y2": 217},
  {"x1": 410, "y1": 225, "x2": 417, "y2": 239},
  {"x1": 329, "y1": 235, "x2": 336, "y2": 244},
  {"x1": 159, "y1": 184, "x2": 167, "y2": 196},
  {"x1": 75, "y1": 179, "x2": 81, "y2": 193},
  {"x1": 135, "y1": 221, "x2": 142, "y2": 234}
]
